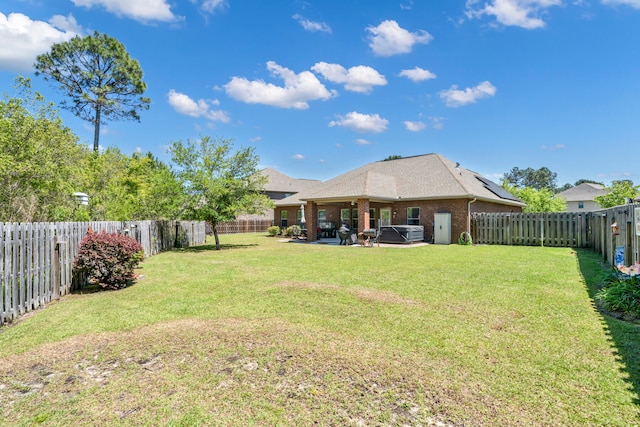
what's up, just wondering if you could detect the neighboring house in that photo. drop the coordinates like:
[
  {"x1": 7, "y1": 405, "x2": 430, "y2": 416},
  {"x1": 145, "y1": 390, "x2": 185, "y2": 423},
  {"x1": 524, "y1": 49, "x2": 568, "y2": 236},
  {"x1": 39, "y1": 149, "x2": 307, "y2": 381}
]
[
  {"x1": 261, "y1": 168, "x2": 322, "y2": 201},
  {"x1": 236, "y1": 168, "x2": 321, "y2": 222},
  {"x1": 274, "y1": 153, "x2": 525, "y2": 243},
  {"x1": 557, "y1": 183, "x2": 607, "y2": 212}
]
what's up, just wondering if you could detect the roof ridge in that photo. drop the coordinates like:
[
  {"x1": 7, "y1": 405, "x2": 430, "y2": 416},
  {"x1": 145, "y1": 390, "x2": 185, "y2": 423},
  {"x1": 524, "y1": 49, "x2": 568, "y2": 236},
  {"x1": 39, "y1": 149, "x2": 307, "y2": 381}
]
[{"x1": 439, "y1": 154, "x2": 472, "y2": 194}]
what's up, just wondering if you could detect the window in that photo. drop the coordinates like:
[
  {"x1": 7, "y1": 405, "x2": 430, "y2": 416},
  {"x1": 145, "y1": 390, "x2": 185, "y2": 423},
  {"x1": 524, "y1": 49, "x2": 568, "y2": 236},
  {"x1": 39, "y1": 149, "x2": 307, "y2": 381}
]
[
  {"x1": 318, "y1": 209, "x2": 327, "y2": 222},
  {"x1": 297, "y1": 209, "x2": 303, "y2": 225},
  {"x1": 280, "y1": 210, "x2": 288, "y2": 227},
  {"x1": 578, "y1": 201, "x2": 584, "y2": 209},
  {"x1": 352, "y1": 208, "x2": 358, "y2": 229},
  {"x1": 340, "y1": 209, "x2": 350, "y2": 225},
  {"x1": 369, "y1": 208, "x2": 376, "y2": 228},
  {"x1": 407, "y1": 207, "x2": 420, "y2": 225},
  {"x1": 380, "y1": 208, "x2": 391, "y2": 226}
]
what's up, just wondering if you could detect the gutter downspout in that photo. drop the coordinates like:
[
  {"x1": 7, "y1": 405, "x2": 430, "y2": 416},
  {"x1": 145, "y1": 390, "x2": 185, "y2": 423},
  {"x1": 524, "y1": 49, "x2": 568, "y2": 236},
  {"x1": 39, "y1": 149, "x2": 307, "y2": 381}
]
[{"x1": 467, "y1": 198, "x2": 477, "y2": 234}]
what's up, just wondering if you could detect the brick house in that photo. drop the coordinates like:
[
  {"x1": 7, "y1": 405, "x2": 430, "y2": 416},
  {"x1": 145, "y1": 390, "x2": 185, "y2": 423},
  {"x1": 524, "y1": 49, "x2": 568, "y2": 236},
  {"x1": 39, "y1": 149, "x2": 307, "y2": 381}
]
[{"x1": 274, "y1": 154, "x2": 525, "y2": 243}]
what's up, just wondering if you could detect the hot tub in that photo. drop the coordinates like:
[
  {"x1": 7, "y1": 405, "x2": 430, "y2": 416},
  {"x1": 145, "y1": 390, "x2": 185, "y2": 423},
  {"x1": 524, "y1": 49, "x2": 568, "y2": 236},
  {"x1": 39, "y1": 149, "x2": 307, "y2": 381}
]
[{"x1": 378, "y1": 225, "x2": 424, "y2": 244}]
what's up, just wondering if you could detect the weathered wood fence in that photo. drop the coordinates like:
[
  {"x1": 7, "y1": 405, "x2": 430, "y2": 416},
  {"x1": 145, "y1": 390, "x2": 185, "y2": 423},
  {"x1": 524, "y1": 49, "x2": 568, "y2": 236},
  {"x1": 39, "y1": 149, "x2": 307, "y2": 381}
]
[
  {"x1": 216, "y1": 219, "x2": 273, "y2": 234},
  {"x1": 0, "y1": 220, "x2": 205, "y2": 325},
  {"x1": 472, "y1": 205, "x2": 640, "y2": 267},
  {"x1": 472, "y1": 212, "x2": 589, "y2": 247}
]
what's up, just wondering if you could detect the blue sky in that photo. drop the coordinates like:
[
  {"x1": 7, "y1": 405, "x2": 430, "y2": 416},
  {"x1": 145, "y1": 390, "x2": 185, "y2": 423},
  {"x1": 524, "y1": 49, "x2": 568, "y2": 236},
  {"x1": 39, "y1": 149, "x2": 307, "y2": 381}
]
[{"x1": 1, "y1": 0, "x2": 639, "y2": 187}]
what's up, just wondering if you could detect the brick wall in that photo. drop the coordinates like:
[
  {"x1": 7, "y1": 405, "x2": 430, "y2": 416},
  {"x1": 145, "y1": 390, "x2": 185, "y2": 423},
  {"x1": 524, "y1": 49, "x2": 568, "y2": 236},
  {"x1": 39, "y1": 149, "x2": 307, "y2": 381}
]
[{"x1": 275, "y1": 198, "x2": 521, "y2": 243}]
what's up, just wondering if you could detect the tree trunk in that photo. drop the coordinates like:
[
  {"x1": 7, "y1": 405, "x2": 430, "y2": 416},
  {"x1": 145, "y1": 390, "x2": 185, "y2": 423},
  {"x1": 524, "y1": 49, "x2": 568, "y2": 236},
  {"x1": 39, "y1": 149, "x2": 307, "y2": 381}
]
[
  {"x1": 93, "y1": 104, "x2": 101, "y2": 152},
  {"x1": 213, "y1": 227, "x2": 221, "y2": 250}
]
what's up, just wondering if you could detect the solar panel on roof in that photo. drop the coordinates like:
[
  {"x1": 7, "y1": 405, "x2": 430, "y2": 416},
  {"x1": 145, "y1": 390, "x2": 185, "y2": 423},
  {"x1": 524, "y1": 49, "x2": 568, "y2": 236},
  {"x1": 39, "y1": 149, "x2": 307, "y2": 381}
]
[{"x1": 475, "y1": 175, "x2": 521, "y2": 202}]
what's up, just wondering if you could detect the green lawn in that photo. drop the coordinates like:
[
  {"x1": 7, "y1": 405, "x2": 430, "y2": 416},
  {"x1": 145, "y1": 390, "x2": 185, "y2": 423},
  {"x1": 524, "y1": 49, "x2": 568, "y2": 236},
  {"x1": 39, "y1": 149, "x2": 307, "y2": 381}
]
[{"x1": 1, "y1": 234, "x2": 639, "y2": 426}]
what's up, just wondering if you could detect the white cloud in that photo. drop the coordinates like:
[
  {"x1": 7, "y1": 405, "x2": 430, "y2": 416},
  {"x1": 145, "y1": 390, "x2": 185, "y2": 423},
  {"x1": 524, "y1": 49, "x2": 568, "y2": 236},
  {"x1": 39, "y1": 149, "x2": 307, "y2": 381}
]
[
  {"x1": 329, "y1": 112, "x2": 389, "y2": 133},
  {"x1": 439, "y1": 81, "x2": 497, "y2": 107},
  {"x1": 541, "y1": 143, "x2": 566, "y2": 150},
  {"x1": 400, "y1": 1, "x2": 415, "y2": 10},
  {"x1": 430, "y1": 116, "x2": 445, "y2": 130},
  {"x1": 292, "y1": 14, "x2": 332, "y2": 33},
  {"x1": 465, "y1": 0, "x2": 562, "y2": 29},
  {"x1": 399, "y1": 67, "x2": 437, "y2": 82},
  {"x1": 167, "y1": 90, "x2": 230, "y2": 122},
  {"x1": 355, "y1": 138, "x2": 372, "y2": 145},
  {"x1": 404, "y1": 121, "x2": 426, "y2": 132},
  {"x1": 0, "y1": 13, "x2": 81, "y2": 72},
  {"x1": 224, "y1": 61, "x2": 335, "y2": 109},
  {"x1": 293, "y1": 154, "x2": 304, "y2": 160},
  {"x1": 367, "y1": 20, "x2": 433, "y2": 56},
  {"x1": 200, "y1": 0, "x2": 228, "y2": 13},
  {"x1": 71, "y1": 0, "x2": 178, "y2": 22},
  {"x1": 602, "y1": 0, "x2": 640, "y2": 8},
  {"x1": 311, "y1": 62, "x2": 387, "y2": 93}
]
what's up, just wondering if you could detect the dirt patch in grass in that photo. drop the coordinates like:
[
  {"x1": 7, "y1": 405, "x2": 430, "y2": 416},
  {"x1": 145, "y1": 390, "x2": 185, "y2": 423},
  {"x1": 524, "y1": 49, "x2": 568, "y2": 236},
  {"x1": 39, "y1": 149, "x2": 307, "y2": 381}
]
[
  {"x1": 0, "y1": 318, "x2": 507, "y2": 426},
  {"x1": 275, "y1": 281, "x2": 422, "y2": 307}
]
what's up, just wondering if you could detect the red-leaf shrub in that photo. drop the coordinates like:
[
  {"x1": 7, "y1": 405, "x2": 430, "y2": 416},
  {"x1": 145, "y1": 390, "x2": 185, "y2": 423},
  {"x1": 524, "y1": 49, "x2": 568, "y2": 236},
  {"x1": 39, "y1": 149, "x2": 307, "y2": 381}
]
[{"x1": 74, "y1": 231, "x2": 144, "y2": 290}]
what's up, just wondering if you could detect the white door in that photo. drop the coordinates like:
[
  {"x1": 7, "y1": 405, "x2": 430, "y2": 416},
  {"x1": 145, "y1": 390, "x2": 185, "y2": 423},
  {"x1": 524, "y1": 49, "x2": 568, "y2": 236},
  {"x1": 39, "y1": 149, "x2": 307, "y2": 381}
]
[
  {"x1": 380, "y1": 208, "x2": 391, "y2": 226},
  {"x1": 434, "y1": 213, "x2": 451, "y2": 244}
]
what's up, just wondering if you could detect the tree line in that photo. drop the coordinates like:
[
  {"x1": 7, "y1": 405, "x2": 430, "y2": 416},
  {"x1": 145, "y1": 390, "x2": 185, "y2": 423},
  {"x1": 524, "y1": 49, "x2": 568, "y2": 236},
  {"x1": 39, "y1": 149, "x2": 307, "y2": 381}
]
[
  {"x1": 501, "y1": 166, "x2": 639, "y2": 212},
  {"x1": 0, "y1": 77, "x2": 271, "y2": 249}
]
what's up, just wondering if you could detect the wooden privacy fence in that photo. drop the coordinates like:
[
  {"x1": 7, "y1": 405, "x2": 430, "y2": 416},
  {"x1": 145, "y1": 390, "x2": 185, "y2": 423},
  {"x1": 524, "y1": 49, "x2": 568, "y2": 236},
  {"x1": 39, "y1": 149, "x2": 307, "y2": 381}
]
[
  {"x1": 472, "y1": 212, "x2": 589, "y2": 247},
  {"x1": 216, "y1": 219, "x2": 273, "y2": 234},
  {"x1": 0, "y1": 220, "x2": 205, "y2": 325},
  {"x1": 472, "y1": 206, "x2": 640, "y2": 267}
]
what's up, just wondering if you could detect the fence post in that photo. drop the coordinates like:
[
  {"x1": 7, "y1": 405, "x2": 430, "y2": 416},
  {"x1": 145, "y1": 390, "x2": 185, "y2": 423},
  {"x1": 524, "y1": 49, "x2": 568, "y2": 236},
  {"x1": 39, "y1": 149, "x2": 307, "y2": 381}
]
[{"x1": 53, "y1": 238, "x2": 60, "y2": 300}]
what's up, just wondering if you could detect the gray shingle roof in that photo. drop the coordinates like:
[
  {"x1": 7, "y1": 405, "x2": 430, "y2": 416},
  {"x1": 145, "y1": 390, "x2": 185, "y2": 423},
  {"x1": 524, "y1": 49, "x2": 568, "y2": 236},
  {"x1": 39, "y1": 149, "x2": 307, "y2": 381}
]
[
  {"x1": 275, "y1": 153, "x2": 525, "y2": 207},
  {"x1": 557, "y1": 183, "x2": 606, "y2": 202},
  {"x1": 261, "y1": 168, "x2": 321, "y2": 193}
]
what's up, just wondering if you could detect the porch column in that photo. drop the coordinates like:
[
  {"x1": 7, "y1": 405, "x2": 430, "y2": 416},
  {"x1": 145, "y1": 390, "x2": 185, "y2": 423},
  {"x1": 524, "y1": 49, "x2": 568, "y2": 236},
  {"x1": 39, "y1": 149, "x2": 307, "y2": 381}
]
[
  {"x1": 357, "y1": 198, "x2": 370, "y2": 234},
  {"x1": 307, "y1": 201, "x2": 318, "y2": 242}
]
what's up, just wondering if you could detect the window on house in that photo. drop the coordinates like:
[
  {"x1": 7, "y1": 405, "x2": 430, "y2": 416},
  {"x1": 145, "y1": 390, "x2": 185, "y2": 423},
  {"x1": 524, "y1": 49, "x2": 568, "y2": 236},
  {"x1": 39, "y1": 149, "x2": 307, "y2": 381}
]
[
  {"x1": 340, "y1": 209, "x2": 350, "y2": 225},
  {"x1": 297, "y1": 209, "x2": 303, "y2": 225},
  {"x1": 280, "y1": 210, "x2": 288, "y2": 227},
  {"x1": 352, "y1": 208, "x2": 358, "y2": 229},
  {"x1": 318, "y1": 209, "x2": 326, "y2": 223},
  {"x1": 407, "y1": 207, "x2": 420, "y2": 225},
  {"x1": 578, "y1": 202, "x2": 584, "y2": 209},
  {"x1": 369, "y1": 208, "x2": 376, "y2": 228}
]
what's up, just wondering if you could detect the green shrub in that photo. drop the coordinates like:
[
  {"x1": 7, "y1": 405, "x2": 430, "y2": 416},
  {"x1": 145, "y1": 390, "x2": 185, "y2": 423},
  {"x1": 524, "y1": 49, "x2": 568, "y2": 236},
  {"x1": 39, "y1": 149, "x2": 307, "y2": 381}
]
[
  {"x1": 596, "y1": 273, "x2": 640, "y2": 320},
  {"x1": 267, "y1": 225, "x2": 280, "y2": 237},
  {"x1": 73, "y1": 230, "x2": 144, "y2": 290},
  {"x1": 286, "y1": 225, "x2": 301, "y2": 237}
]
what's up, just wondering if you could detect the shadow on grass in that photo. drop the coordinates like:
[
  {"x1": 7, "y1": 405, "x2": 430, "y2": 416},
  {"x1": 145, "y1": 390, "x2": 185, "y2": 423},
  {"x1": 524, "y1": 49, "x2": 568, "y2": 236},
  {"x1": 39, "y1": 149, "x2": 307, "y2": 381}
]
[
  {"x1": 575, "y1": 248, "x2": 640, "y2": 406},
  {"x1": 174, "y1": 243, "x2": 258, "y2": 252}
]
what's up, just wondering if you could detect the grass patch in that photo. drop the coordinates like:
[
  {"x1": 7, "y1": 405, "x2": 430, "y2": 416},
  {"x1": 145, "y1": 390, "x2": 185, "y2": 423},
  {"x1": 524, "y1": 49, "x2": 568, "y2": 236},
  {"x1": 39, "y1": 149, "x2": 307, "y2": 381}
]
[{"x1": 1, "y1": 234, "x2": 639, "y2": 426}]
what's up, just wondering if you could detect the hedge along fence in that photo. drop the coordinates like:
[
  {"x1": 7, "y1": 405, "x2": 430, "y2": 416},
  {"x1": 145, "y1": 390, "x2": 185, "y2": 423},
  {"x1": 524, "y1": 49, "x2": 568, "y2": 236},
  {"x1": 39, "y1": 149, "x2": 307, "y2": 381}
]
[{"x1": 0, "y1": 220, "x2": 206, "y2": 325}]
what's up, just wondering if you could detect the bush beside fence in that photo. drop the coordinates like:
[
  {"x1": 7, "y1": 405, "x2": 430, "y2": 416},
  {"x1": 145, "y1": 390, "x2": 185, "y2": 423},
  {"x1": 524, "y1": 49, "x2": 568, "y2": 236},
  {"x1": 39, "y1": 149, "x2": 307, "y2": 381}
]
[{"x1": 0, "y1": 220, "x2": 205, "y2": 325}]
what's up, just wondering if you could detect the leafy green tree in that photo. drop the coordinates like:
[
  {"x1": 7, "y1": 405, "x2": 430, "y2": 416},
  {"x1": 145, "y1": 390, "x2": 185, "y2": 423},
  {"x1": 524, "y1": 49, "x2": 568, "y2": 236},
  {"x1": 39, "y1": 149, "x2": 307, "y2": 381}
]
[
  {"x1": 34, "y1": 31, "x2": 150, "y2": 152},
  {"x1": 0, "y1": 77, "x2": 86, "y2": 221},
  {"x1": 503, "y1": 166, "x2": 557, "y2": 191},
  {"x1": 126, "y1": 152, "x2": 184, "y2": 220},
  {"x1": 80, "y1": 148, "x2": 183, "y2": 220},
  {"x1": 503, "y1": 184, "x2": 566, "y2": 213},
  {"x1": 169, "y1": 136, "x2": 272, "y2": 249},
  {"x1": 594, "y1": 180, "x2": 639, "y2": 208}
]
